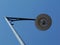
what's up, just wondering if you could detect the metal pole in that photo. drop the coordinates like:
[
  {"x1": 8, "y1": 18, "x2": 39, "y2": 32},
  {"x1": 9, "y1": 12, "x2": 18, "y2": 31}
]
[{"x1": 4, "y1": 17, "x2": 25, "y2": 45}]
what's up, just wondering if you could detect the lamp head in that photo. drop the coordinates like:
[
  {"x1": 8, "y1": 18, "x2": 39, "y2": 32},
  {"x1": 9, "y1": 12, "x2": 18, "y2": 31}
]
[{"x1": 35, "y1": 14, "x2": 52, "y2": 31}]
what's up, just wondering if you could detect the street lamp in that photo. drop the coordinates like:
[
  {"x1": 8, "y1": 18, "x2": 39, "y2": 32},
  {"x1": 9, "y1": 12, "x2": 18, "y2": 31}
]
[{"x1": 4, "y1": 13, "x2": 52, "y2": 45}]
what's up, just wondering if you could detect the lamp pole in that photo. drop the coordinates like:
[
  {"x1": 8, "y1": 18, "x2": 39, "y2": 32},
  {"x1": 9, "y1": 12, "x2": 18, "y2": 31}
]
[{"x1": 4, "y1": 17, "x2": 29, "y2": 45}]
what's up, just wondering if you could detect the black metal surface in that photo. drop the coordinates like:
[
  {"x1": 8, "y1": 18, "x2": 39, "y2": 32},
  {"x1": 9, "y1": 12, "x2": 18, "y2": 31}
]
[{"x1": 6, "y1": 17, "x2": 35, "y2": 21}]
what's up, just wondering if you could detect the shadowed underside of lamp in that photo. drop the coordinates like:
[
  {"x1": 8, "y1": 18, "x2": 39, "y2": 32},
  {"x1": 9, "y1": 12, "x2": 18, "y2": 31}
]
[{"x1": 35, "y1": 14, "x2": 52, "y2": 31}]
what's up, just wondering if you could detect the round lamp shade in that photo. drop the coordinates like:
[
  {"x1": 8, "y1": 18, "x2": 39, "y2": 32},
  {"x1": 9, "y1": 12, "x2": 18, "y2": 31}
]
[{"x1": 35, "y1": 14, "x2": 52, "y2": 31}]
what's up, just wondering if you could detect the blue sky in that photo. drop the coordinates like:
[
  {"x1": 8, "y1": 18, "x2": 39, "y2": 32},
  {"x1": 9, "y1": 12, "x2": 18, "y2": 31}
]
[{"x1": 0, "y1": 0, "x2": 60, "y2": 45}]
